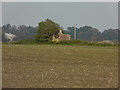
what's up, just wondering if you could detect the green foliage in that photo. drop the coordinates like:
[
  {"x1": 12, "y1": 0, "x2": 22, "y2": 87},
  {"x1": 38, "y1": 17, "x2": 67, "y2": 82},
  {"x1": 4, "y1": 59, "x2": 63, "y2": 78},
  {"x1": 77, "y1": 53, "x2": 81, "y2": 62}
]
[
  {"x1": 2, "y1": 24, "x2": 37, "y2": 42},
  {"x1": 2, "y1": 24, "x2": 119, "y2": 42},
  {"x1": 36, "y1": 19, "x2": 60, "y2": 42},
  {"x1": 102, "y1": 29, "x2": 119, "y2": 42},
  {"x1": 66, "y1": 26, "x2": 102, "y2": 41},
  {"x1": 10, "y1": 39, "x2": 117, "y2": 47},
  {"x1": 11, "y1": 39, "x2": 37, "y2": 44},
  {"x1": 56, "y1": 40, "x2": 88, "y2": 45}
]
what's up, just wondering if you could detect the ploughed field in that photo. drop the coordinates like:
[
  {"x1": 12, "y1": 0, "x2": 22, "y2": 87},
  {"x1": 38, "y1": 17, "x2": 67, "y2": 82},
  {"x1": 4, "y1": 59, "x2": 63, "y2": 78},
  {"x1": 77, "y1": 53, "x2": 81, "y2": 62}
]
[{"x1": 2, "y1": 44, "x2": 118, "y2": 88}]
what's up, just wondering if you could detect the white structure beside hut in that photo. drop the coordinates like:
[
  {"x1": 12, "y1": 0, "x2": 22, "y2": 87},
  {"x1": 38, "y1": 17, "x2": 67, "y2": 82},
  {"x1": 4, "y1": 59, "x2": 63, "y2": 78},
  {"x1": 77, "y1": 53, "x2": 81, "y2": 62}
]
[{"x1": 4, "y1": 33, "x2": 16, "y2": 42}]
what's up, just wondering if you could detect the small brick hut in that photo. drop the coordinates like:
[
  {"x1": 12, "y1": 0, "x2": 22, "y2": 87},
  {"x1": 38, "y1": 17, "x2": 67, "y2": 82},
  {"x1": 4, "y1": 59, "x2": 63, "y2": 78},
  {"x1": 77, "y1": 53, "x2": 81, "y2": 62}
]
[{"x1": 52, "y1": 29, "x2": 70, "y2": 42}]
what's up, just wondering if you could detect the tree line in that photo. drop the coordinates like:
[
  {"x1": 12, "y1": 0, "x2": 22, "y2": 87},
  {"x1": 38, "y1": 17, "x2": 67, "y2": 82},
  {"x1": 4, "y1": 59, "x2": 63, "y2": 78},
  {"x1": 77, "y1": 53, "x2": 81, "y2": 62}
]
[{"x1": 2, "y1": 19, "x2": 120, "y2": 42}]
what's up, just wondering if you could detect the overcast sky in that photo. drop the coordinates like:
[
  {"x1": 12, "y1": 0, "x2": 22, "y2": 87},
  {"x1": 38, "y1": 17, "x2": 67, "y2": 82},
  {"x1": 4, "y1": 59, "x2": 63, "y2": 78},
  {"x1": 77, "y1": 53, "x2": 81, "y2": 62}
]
[{"x1": 2, "y1": 2, "x2": 118, "y2": 31}]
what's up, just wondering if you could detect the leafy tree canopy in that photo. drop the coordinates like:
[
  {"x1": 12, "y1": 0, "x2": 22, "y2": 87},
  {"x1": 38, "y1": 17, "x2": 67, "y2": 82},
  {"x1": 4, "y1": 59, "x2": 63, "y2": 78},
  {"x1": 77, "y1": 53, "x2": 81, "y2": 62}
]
[{"x1": 35, "y1": 19, "x2": 60, "y2": 42}]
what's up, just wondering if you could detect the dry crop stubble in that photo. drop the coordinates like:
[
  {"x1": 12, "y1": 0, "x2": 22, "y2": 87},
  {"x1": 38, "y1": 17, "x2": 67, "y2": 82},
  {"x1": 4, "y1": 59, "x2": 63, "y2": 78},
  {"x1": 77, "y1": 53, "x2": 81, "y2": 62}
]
[{"x1": 2, "y1": 44, "x2": 118, "y2": 88}]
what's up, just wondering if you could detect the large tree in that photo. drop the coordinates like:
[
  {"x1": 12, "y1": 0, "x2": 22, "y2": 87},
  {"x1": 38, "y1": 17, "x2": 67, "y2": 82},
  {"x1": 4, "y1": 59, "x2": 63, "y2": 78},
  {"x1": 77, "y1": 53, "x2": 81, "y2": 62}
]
[
  {"x1": 35, "y1": 19, "x2": 60, "y2": 42},
  {"x1": 102, "y1": 29, "x2": 118, "y2": 42}
]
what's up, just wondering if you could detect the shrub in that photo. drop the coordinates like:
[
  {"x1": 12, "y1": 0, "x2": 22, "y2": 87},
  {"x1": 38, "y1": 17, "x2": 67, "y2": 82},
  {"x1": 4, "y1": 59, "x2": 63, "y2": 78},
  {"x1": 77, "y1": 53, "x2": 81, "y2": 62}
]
[{"x1": 6, "y1": 39, "x2": 117, "y2": 47}]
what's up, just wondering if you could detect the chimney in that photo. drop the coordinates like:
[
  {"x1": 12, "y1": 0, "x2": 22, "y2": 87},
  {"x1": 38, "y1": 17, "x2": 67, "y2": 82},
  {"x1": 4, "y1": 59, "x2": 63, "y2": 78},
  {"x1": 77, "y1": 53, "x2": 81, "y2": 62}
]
[{"x1": 60, "y1": 29, "x2": 62, "y2": 34}]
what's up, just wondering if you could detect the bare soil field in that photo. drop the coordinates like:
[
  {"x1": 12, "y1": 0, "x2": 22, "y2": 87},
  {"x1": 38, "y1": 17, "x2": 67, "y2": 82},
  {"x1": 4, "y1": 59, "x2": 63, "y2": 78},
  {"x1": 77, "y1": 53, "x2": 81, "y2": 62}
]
[{"x1": 2, "y1": 44, "x2": 118, "y2": 88}]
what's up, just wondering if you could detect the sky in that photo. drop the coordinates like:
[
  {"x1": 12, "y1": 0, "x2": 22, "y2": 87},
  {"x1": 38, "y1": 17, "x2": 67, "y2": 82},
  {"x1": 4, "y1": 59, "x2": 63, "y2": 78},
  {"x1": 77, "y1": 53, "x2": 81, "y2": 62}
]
[{"x1": 2, "y1": 2, "x2": 118, "y2": 32}]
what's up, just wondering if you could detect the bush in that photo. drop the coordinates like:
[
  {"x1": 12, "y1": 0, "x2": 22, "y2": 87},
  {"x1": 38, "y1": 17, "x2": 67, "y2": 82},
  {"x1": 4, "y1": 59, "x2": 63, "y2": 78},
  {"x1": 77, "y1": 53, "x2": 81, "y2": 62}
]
[{"x1": 6, "y1": 39, "x2": 117, "y2": 47}]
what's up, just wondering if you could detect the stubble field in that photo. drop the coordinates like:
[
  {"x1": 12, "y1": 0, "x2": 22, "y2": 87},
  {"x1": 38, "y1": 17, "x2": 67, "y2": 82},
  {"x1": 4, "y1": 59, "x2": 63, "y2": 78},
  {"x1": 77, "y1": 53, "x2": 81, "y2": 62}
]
[{"x1": 2, "y1": 44, "x2": 118, "y2": 88}]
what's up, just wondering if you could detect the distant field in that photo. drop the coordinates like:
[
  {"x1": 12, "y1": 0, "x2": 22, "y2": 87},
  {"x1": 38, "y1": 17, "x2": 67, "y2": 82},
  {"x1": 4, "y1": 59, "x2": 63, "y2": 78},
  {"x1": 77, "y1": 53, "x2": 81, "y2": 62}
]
[{"x1": 2, "y1": 44, "x2": 118, "y2": 88}]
